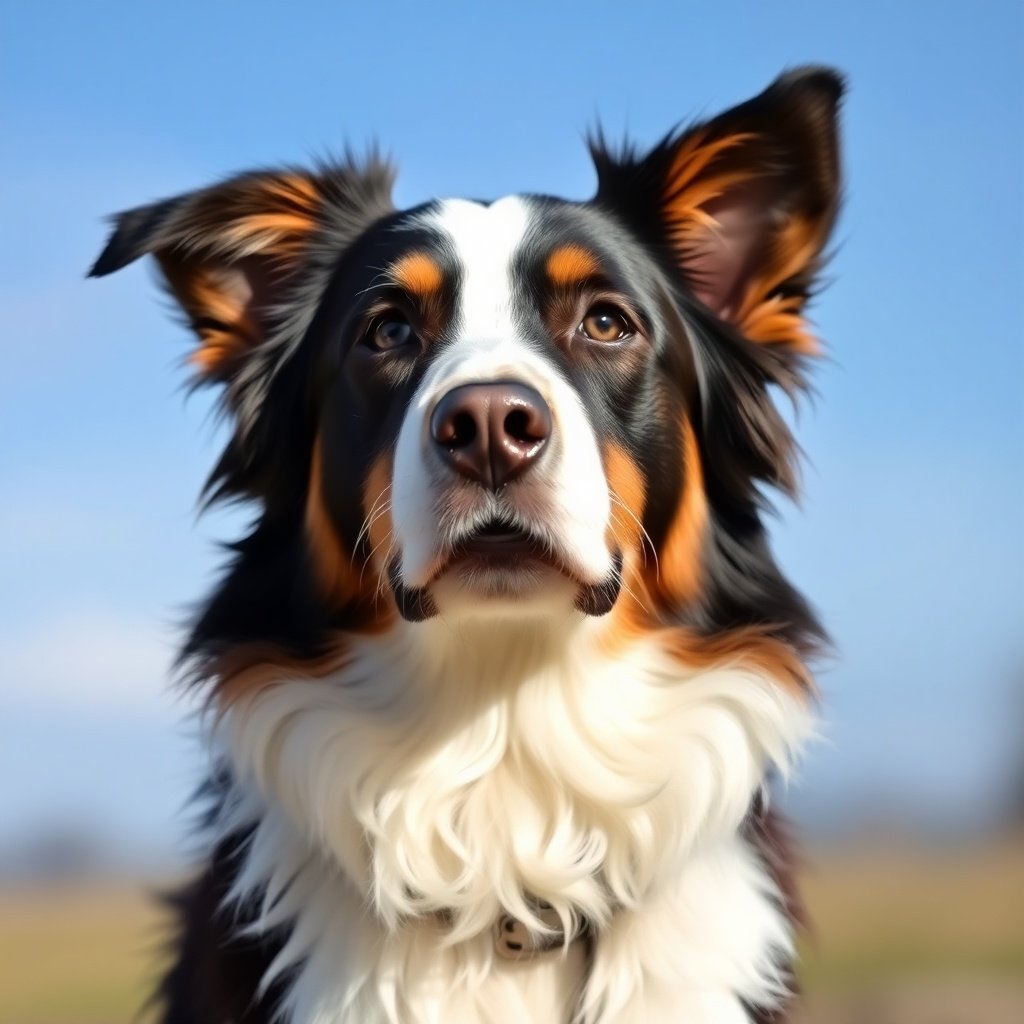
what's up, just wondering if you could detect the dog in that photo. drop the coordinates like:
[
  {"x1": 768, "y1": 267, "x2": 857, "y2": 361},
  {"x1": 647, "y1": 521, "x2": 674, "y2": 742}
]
[{"x1": 91, "y1": 65, "x2": 842, "y2": 1024}]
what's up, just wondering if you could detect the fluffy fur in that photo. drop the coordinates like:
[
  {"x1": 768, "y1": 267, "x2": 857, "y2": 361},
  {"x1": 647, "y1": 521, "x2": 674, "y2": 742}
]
[{"x1": 92, "y1": 67, "x2": 843, "y2": 1023}]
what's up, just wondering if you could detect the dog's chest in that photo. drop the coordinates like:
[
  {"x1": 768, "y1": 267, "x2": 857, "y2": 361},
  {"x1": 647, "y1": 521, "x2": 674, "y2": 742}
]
[
  {"x1": 222, "y1": 635, "x2": 810, "y2": 1021},
  {"x1": 227, "y1": 637, "x2": 802, "y2": 909},
  {"x1": 301, "y1": 648, "x2": 689, "y2": 936}
]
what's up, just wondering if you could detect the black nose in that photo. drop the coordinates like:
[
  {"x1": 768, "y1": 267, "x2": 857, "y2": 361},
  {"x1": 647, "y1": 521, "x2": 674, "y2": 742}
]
[{"x1": 429, "y1": 381, "x2": 552, "y2": 490}]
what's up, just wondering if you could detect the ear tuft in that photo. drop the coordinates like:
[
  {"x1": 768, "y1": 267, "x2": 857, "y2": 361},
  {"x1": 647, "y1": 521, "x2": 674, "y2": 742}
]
[{"x1": 772, "y1": 65, "x2": 846, "y2": 111}]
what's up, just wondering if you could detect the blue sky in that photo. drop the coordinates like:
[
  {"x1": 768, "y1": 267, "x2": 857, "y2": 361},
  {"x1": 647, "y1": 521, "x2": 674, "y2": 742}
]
[{"x1": 1, "y1": 1, "x2": 1021, "y2": 860}]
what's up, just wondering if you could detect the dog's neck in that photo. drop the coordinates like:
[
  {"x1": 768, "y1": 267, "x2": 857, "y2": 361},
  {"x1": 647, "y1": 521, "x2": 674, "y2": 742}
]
[{"x1": 354, "y1": 611, "x2": 602, "y2": 704}]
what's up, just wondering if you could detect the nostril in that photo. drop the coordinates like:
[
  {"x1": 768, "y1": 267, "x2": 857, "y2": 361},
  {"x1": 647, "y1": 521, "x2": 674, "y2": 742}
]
[
  {"x1": 504, "y1": 409, "x2": 532, "y2": 443},
  {"x1": 449, "y1": 411, "x2": 478, "y2": 448},
  {"x1": 502, "y1": 396, "x2": 551, "y2": 447},
  {"x1": 431, "y1": 399, "x2": 480, "y2": 449}
]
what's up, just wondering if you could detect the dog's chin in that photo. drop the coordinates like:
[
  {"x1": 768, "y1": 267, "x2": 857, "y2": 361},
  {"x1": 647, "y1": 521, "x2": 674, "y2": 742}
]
[
  {"x1": 431, "y1": 560, "x2": 577, "y2": 618},
  {"x1": 387, "y1": 535, "x2": 623, "y2": 623}
]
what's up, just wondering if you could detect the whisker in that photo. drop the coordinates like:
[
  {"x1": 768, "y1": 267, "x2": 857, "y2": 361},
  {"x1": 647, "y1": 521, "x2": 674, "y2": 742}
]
[
  {"x1": 609, "y1": 491, "x2": 660, "y2": 581},
  {"x1": 353, "y1": 502, "x2": 392, "y2": 563},
  {"x1": 614, "y1": 568, "x2": 648, "y2": 615},
  {"x1": 352, "y1": 485, "x2": 393, "y2": 565},
  {"x1": 354, "y1": 267, "x2": 393, "y2": 299},
  {"x1": 373, "y1": 535, "x2": 398, "y2": 604},
  {"x1": 357, "y1": 507, "x2": 395, "y2": 590},
  {"x1": 354, "y1": 500, "x2": 393, "y2": 581}
]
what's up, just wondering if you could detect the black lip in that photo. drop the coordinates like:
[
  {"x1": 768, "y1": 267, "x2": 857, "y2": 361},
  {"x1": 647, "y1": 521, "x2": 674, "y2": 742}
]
[
  {"x1": 388, "y1": 559, "x2": 437, "y2": 622},
  {"x1": 574, "y1": 548, "x2": 623, "y2": 616}
]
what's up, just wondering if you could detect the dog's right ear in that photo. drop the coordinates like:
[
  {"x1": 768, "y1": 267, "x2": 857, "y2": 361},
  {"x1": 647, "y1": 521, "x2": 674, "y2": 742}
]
[{"x1": 90, "y1": 163, "x2": 394, "y2": 383}]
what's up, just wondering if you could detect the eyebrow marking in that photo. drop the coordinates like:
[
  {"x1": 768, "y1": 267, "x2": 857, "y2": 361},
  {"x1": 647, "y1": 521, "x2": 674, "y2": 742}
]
[
  {"x1": 389, "y1": 251, "x2": 444, "y2": 297},
  {"x1": 545, "y1": 244, "x2": 602, "y2": 287}
]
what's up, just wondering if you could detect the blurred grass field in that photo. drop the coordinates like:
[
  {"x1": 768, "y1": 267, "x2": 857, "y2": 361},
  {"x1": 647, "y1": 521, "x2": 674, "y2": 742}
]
[
  {"x1": 792, "y1": 831, "x2": 1024, "y2": 1023},
  {"x1": 0, "y1": 882, "x2": 159, "y2": 1024},
  {"x1": 2, "y1": 833, "x2": 1022, "y2": 1024}
]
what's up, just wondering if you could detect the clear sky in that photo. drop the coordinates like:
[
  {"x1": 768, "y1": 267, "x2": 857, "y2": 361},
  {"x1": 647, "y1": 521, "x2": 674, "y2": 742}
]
[{"x1": 1, "y1": 1, "x2": 1021, "y2": 861}]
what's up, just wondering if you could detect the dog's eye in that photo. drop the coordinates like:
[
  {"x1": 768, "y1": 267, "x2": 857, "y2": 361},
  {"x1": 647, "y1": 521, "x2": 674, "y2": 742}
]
[
  {"x1": 579, "y1": 305, "x2": 632, "y2": 343},
  {"x1": 368, "y1": 316, "x2": 415, "y2": 352}
]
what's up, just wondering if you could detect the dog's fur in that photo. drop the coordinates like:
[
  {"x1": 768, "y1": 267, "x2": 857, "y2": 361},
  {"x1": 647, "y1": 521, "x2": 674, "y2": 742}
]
[{"x1": 92, "y1": 67, "x2": 843, "y2": 1023}]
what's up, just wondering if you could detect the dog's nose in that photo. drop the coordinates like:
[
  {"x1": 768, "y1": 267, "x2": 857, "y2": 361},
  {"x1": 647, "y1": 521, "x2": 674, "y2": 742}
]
[{"x1": 429, "y1": 381, "x2": 552, "y2": 489}]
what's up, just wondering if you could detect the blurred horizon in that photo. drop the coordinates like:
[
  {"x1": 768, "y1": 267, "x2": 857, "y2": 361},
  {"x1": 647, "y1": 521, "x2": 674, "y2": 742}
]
[{"x1": 1, "y1": 1, "x2": 1022, "y2": 877}]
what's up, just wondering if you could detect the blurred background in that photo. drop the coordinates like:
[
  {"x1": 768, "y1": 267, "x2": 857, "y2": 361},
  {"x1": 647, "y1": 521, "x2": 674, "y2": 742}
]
[{"x1": 1, "y1": 2, "x2": 1021, "y2": 1022}]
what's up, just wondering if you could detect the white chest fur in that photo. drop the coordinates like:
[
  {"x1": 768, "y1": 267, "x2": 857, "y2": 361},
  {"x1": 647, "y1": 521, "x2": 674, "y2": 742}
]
[{"x1": 217, "y1": 619, "x2": 812, "y2": 1023}]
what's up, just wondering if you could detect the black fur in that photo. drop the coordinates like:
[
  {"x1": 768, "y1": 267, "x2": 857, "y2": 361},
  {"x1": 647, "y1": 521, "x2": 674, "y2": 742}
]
[{"x1": 151, "y1": 773, "x2": 286, "y2": 1023}]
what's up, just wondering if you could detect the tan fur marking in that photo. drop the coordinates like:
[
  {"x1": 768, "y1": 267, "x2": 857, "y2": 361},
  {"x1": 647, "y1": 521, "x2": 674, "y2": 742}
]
[
  {"x1": 600, "y1": 617, "x2": 811, "y2": 696},
  {"x1": 604, "y1": 443, "x2": 647, "y2": 553},
  {"x1": 666, "y1": 625, "x2": 813, "y2": 695},
  {"x1": 601, "y1": 425, "x2": 810, "y2": 693},
  {"x1": 152, "y1": 262, "x2": 253, "y2": 377},
  {"x1": 735, "y1": 213, "x2": 823, "y2": 353},
  {"x1": 156, "y1": 172, "x2": 327, "y2": 379},
  {"x1": 390, "y1": 252, "x2": 444, "y2": 298},
  {"x1": 662, "y1": 130, "x2": 823, "y2": 354},
  {"x1": 545, "y1": 244, "x2": 601, "y2": 288},
  {"x1": 663, "y1": 131, "x2": 757, "y2": 242},
  {"x1": 603, "y1": 422, "x2": 710, "y2": 642},
  {"x1": 265, "y1": 172, "x2": 321, "y2": 205},
  {"x1": 656, "y1": 418, "x2": 708, "y2": 606},
  {"x1": 222, "y1": 212, "x2": 319, "y2": 251},
  {"x1": 215, "y1": 644, "x2": 351, "y2": 708},
  {"x1": 602, "y1": 442, "x2": 656, "y2": 638},
  {"x1": 305, "y1": 438, "x2": 360, "y2": 608},
  {"x1": 189, "y1": 173, "x2": 323, "y2": 261},
  {"x1": 362, "y1": 454, "x2": 395, "y2": 590},
  {"x1": 217, "y1": 447, "x2": 396, "y2": 708}
]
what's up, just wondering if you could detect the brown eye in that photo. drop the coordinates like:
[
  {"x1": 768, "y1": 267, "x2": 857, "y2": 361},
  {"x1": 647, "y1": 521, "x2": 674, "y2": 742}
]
[
  {"x1": 579, "y1": 305, "x2": 632, "y2": 343},
  {"x1": 369, "y1": 316, "x2": 415, "y2": 352}
]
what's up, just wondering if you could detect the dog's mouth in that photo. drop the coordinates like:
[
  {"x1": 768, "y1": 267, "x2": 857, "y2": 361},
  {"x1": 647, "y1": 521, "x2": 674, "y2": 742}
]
[
  {"x1": 388, "y1": 517, "x2": 622, "y2": 623},
  {"x1": 449, "y1": 518, "x2": 554, "y2": 564}
]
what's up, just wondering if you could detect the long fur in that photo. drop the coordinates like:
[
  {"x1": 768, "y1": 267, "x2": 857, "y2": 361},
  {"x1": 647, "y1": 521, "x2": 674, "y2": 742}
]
[{"x1": 92, "y1": 66, "x2": 844, "y2": 1024}]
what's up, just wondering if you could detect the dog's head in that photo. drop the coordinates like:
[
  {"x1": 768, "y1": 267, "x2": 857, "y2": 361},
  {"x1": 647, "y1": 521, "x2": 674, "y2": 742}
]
[{"x1": 92, "y1": 68, "x2": 841, "y2": 690}]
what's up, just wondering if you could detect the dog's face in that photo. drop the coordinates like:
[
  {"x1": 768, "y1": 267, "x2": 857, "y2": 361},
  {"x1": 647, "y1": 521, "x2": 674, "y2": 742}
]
[
  {"x1": 318, "y1": 195, "x2": 681, "y2": 623},
  {"x1": 92, "y1": 68, "x2": 841, "y2": 684}
]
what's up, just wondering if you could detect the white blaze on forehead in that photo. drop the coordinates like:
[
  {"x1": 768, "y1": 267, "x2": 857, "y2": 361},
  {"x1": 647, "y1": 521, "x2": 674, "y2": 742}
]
[
  {"x1": 391, "y1": 195, "x2": 614, "y2": 597},
  {"x1": 421, "y1": 196, "x2": 530, "y2": 341}
]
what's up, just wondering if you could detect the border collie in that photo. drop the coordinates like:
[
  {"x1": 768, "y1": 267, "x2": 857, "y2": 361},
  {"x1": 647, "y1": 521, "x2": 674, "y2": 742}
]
[{"x1": 91, "y1": 66, "x2": 843, "y2": 1024}]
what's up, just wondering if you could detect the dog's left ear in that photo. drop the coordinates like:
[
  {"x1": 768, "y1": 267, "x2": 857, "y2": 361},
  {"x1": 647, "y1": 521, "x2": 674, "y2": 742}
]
[
  {"x1": 90, "y1": 165, "x2": 393, "y2": 383},
  {"x1": 592, "y1": 66, "x2": 843, "y2": 355}
]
